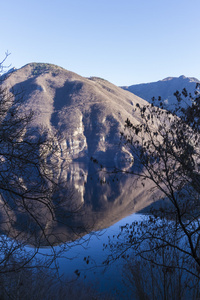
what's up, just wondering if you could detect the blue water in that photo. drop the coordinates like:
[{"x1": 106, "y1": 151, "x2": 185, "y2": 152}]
[{"x1": 36, "y1": 213, "x2": 143, "y2": 298}]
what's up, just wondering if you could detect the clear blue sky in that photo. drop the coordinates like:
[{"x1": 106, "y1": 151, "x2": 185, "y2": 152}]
[{"x1": 1, "y1": 0, "x2": 200, "y2": 86}]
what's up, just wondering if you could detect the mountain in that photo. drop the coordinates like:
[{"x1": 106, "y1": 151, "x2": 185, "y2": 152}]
[
  {"x1": 4, "y1": 63, "x2": 148, "y2": 167},
  {"x1": 121, "y1": 75, "x2": 200, "y2": 110}
]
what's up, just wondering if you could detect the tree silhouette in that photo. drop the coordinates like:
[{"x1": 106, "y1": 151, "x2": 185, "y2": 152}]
[
  {"x1": 105, "y1": 82, "x2": 200, "y2": 285},
  {"x1": 0, "y1": 53, "x2": 74, "y2": 292}
]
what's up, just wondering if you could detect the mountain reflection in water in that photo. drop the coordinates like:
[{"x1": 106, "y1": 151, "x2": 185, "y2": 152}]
[{"x1": 0, "y1": 162, "x2": 159, "y2": 247}]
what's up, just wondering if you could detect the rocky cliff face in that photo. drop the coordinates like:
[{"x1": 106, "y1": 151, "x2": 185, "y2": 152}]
[{"x1": 5, "y1": 63, "x2": 148, "y2": 167}]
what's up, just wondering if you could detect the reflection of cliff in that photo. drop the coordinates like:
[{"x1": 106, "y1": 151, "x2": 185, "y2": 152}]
[
  {"x1": 0, "y1": 162, "x2": 161, "y2": 247},
  {"x1": 61, "y1": 162, "x2": 88, "y2": 206}
]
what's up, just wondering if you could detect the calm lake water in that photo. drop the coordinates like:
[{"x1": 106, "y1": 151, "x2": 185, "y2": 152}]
[
  {"x1": 33, "y1": 162, "x2": 153, "y2": 299},
  {"x1": 20, "y1": 162, "x2": 199, "y2": 299},
  {"x1": 37, "y1": 212, "x2": 143, "y2": 299},
  {"x1": 1, "y1": 162, "x2": 157, "y2": 298}
]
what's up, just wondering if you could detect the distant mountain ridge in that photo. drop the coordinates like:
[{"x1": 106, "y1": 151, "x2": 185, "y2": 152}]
[{"x1": 121, "y1": 75, "x2": 200, "y2": 110}]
